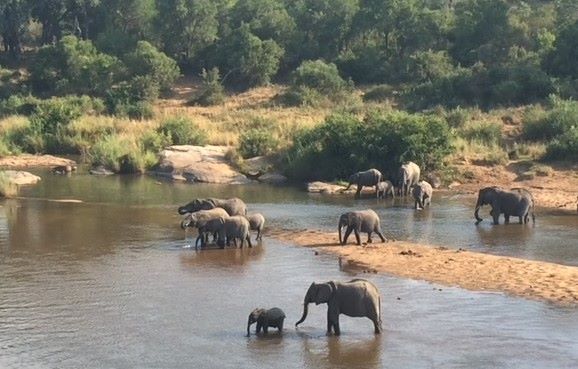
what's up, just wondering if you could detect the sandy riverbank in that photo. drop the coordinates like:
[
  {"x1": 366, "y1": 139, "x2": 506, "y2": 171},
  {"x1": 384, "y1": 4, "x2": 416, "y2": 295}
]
[{"x1": 269, "y1": 228, "x2": 578, "y2": 306}]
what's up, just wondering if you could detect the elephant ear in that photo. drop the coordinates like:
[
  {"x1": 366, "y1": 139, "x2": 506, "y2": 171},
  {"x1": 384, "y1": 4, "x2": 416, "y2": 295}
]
[{"x1": 315, "y1": 282, "x2": 335, "y2": 304}]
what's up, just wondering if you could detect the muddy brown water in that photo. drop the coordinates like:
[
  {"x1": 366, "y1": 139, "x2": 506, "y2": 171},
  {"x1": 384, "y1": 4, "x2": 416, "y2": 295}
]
[{"x1": 1, "y1": 170, "x2": 577, "y2": 368}]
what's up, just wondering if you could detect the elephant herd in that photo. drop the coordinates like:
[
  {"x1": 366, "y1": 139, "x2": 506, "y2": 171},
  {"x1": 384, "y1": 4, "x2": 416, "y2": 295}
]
[{"x1": 177, "y1": 165, "x2": 536, "y2": 337}]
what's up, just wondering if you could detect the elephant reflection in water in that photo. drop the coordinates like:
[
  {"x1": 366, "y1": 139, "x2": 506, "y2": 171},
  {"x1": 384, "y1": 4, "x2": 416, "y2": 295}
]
[
  {"x1": 179, "y1": 245, "x2": 264, "y2": 271},
  {"x1": 300, "y1": 334, "x2": 382, "y2": 369},
  {"x1": 475, "y1": 224, "x2": 533, "y2": 247}
]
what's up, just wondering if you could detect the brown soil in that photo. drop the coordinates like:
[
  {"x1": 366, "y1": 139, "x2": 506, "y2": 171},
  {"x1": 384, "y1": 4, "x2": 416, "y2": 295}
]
[
  {"x1": 269, "y1": 229, "x2": 578, "y2": 306},
  {"x1": 0, "y1": 154, "x2": 76, "y2": 168}
]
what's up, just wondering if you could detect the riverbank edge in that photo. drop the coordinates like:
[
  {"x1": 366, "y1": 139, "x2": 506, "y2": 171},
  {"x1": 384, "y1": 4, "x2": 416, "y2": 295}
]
[{"x1": 268, "y1": 228, "x2": 578, "y2": 306}]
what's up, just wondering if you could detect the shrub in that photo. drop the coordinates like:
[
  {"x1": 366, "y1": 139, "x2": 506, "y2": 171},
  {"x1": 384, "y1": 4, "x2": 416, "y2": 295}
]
[
  {"x1": 0, "y1": 95, "x2": 42, "y2": 117},
  {"x1": 157, "y1": 116, "x2": 207, "y2": 146},
  {"x1": 238, "y1": 128, "x2": 279, "y2": 158},
  {"x1": 458, "y1": 122, "x2": 502, "y2": 146},
  {"x1": 523, "y1": 97, "x2": 578, "y2": 141},
  {"x1": 189, "y1": 68, "x2": 226, "y2": 106},
  {"x1": 141, "y1": 130, "x2": 171, "y2": 153},
  {"x1": 89, "y1": 135, "x2": 156, "y2": 174},
  {"x1": 443, "y1": 106, "x2": 482, "y2": 128},
  {"x1": 0, "y1": 172, "x2": 18, "y2": 198},
  {"x1": 283, "y1": 111, "x2": 453, "y2": 181},
  {"x1": 544, "y1": 128, "x2": 578, "y2": 161},
  {"x1": 29, "y1": 99, "x2": 82, "y2": 135},
  {"x1": 124, "y1": 41, "x2": 180, "y2": 95},
  {"x1": 105, "y1": 79, "x2": 157, "y2": 120},
  {"x1": 363, "y1": 85, "x2": 395, "y2": 103}
]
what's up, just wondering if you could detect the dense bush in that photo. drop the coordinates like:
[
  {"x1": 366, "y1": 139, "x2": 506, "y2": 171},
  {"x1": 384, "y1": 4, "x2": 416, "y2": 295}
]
[
  {"x1": 283, "y1": 111, "x2": 453, "y2": 181},
  {"x1": 458, "y1": 122, "x2": 502, "y2": 146},
  {"x1": 362, "y1": 85, "x2": 395, "y2": 103},
  {"x1": 523, "y1": 97, "x2": 578, "y2": 141},
  {"x1": 156, "y1": 116, "x2": 207, "y2": 146},
  {"x1": 88, "y1": 135, "x2": 156, "y2": 174},
  {"x1": 238, "y1": 128, "x2": 279, "y2": 158},
  {"x1": 544, "y1": 128, "x2": 578, "y2": 160},
  {"x1": 189, "y1": 68, "x2": 226, "y2": 106},
  {"x1": 124, "y1": 41, "x2": 180, "y2": 95}
]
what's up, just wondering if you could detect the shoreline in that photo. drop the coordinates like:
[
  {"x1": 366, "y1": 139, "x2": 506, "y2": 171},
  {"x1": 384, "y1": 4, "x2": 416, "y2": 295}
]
[{"x1": 268, "y1": 228, "x2": 578, "y2": 306}]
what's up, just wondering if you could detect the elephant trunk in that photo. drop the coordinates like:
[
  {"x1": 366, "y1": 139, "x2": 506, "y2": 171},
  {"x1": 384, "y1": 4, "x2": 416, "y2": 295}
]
[
  {"x1": 295, "y1": 302, "x2": 309, "y2": 327},
  {"x1": 474, "y1": 199, "x2": 483, "y2": 224},
  {"x1": 246, "y1": 316, "x2": 253, "y2": 337}
]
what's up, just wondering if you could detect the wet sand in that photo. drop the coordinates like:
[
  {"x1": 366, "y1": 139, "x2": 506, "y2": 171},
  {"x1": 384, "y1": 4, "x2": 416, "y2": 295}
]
[{"x1": 269, "y1": 228, "x2": 578, "y2": 305}]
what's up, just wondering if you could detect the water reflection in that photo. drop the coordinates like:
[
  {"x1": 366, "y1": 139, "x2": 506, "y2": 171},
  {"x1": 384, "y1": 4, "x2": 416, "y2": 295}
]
[
  {"x1": 179, "y1": 244, "x2": 265, "y2": 270},
  {"x1": 301, "y1": 335, "x2": 383, "y2": 369}
]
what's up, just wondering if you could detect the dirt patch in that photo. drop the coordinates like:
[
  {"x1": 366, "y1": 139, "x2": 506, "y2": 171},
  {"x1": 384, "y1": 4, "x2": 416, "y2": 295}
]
[
  {"x1": 268, "y1": 228, "x2": 578, "y2": 306},
  {"x1": 0, "y1": 154, "x2": 76, "y2": 168}
]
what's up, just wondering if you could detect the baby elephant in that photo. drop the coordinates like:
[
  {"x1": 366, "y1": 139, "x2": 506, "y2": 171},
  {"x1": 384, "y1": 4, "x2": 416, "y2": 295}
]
[
  {"x1": 412, "y1": 181, "x2": 433, "y2": 210},
  {"x1": 247, "y1": 307, "x2": 286, "y2": 336},
  {"x1": 217, "y1": 216, "x2": 252, "y2": 248},
  {"x1": 246, "y1": 213, "x2": 265, "y2": 241},
  {"x1": 377, "y1": 180, "x2": 395, "y2": 198}
]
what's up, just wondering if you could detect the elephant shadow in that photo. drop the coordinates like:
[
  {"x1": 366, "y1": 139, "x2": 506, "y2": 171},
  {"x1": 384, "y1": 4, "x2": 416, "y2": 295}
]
[{"x1": 300, "y1": 334, "x2": 383, "y2": 369}]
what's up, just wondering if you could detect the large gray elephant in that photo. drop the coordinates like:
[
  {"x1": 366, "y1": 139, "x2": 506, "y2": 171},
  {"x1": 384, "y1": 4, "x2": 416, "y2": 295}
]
[
  {"x1": 295, "y1": 279, "x2": 382, "y2": 335},
  {"x1": 397, "y1": 161, "x2": 420, "y2": 196},
  {"x1": 216, "y1": 215, "x2": 252, "y2": 248},
  {"x1": 511, "y1": 187, "x2": 536, "y2": 224},
  {"x1": 181, "y1": 208, "x2": 229, "y2": 248},
  {"x1": 474, "y1": 186, "x2": 535, "y2": 225},
  {"x1": 178, "y1": 197, "x2": 247, "y2": 216},
  {"x1": 338, "y1": 209, "x2": 386, "y2": 245},
  {"x1": 344, "y1": 169, "x2": 383, "y2": 198},
  {"x1": 246, "y1": 213, "x2": 265, "y2": 241},
  {"x1": 246, "y1": 307, "x2": 286, "y2": 336},
  {"x1": 377, "y1": 180, "x2": 395, "y2": 198},
  {"x1": 412, "y1": 181, "x2": 433, "y2": 209}
]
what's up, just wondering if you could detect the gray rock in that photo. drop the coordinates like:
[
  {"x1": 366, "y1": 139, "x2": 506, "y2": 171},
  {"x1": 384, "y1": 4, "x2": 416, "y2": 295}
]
[{"x1": 2, "y1": 170, "x2": 41, "y2": 185}]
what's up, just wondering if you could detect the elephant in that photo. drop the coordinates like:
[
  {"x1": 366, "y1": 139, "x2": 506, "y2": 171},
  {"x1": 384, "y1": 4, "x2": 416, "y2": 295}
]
[
  {"x1": 338, "y1": 209, "x2": 386, "y2": 246},
  {"x1": 412, "y1": 181, "x2": 433, "y2": 209},
  {"x1": 178, "y1": 197, "x2": 247, "y2": 216},
  {"x1": 474, "y1": 186, "x2": 535, "y2": 225},
  {"x1": 180, "y1": 208, "x2": 229, "y2": 247},
  {"x1": 246, "y1": 307, "x2": 286, "y2": 336},
  {"x1": 216, "y1": 215, "x2": 252, "y2": 248},
  {"x1": 246, "y1": 213, "x2": 265, "y2": 241},
  {"x1": 397, "y1": 161, "x2": 420, "y2": 196},
  {"x1": 511, "y1": 188, "x2": 536, "y2": 224},
  {"x1": 376, "y1": 180, "x2": 395, "y2": 198},
  {"x1": 344, "y1": 169, "x2": 383, "y2": 198},
  {"x1": 295, "y1": 279, "x2": 382, "y2": 336}
]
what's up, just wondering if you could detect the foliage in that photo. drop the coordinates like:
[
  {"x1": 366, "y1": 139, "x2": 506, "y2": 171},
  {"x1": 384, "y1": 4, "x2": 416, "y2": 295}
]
[
  {"x1": 238, "y1": 128, "x2": 279, "y2": 158},
  {"x1": 458, "y1": 122, "x2": 502, "y2": 146},
  {"x1": 190, "y1": 68, "x2": 226, "y2": 106},
  {"x1": 0, "y1": 171, "x2": 18, "y2": 198},
  {"x1": 156, "y1": 116, "x2": 207, "y2": 146},
  {"x1": 124, "y1": 41, "x2": 181, "y2": 95},
  {"x1": 544, "y1": 128, "x2": 578, "y2": 160},
  {"x1": 283, "y1": 111, "x2": 453, "y2": 181},
  {"x1": 523, "y1": 97, "x2": 578, "y2": 141},
  {"x1": 363, "y1": 85, "x2": 395, "y2": 103},
  {"x1": 88, "y1": 135, "x2": 156, "y2": 174}
]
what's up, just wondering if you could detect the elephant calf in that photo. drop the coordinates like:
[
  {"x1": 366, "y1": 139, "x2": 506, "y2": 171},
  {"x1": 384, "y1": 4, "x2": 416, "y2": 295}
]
[
  {"x1": 377, "y1": 180, "x2": 395, "y2": 198},
  {"x1": 217, "y1": 216, "x2": 252, "y2": 248},
  {"x1": 412, "y1": 181, "x2": 433, "y2": 210},
  {"x1": 181, "y1": 208, "x2": 229, "y2": 248},
  {"x1": 246, "y1": 213, "x2": 265, "y2": 241},
  {"x1": 247, "y1": 307, "x2": 286, "y2": 336},
  {"x1": 338, "y1": 209, "x2": 386, "y2": 246}
]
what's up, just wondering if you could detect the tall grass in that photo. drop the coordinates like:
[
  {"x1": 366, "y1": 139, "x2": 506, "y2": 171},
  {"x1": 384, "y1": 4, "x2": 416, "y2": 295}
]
[{"x1": 0, "y1": 172, "x2": 18, "y2": 198}]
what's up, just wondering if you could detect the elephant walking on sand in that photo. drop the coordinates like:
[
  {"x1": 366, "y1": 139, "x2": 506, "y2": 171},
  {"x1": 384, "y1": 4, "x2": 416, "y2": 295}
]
[
  {"x1": 295, "y1": 279, "x2": 382, "y2": 336},
  {"x1": 344, "y1": 169, "x2": 383, "y2": 198},
  {"x1": 338, "y1": 209, "x2": 386, "y2": 245},
  {"x1": 178, "y1": 197, "x2": 247, "y2": 216},
  {"x1": 412, "y1": 181, "x2": 433, "y2": 209},
  {"x1": 474, "y1": 186, "x2": 535, "y2": 225},
  {"x1": 397, "y1": 162, "x2": 420, "y2": 196}
]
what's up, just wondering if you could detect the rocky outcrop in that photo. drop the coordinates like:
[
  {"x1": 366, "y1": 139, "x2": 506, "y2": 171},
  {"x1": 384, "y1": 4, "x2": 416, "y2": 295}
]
[
  {"x1": 0, "y1": 154, "x2": 76, "y2": 168},
  {"x1": 308, "y1": 181, "x2": 353, "y2": 194},
  {"x1": 152, "y1": 145, "x2": 251, "y2": 184},
  {"x1": 2, "y1": 170, "x2": 41, "y2": 185}
]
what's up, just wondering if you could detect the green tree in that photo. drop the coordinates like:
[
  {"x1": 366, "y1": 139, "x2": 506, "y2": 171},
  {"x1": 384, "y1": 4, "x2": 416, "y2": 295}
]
[
  {"x1": 0, "y1": 0, "x2": 31, "y2": 58},
  {"x1": 544, "y1": 20, "x2": 578, "y2": 79},
  {"x1": 124, "y1": 40, "x2": 180, "y2": 94}
]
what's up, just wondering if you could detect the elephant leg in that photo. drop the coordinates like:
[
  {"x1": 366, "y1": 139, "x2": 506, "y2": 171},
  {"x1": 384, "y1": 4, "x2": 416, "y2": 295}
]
[
  {"x1": 263, "y1": 325, "x2": 269, "y2": 334},
  {"x1": 246, "y1": 235, "x2": 252, "y2": 248},
  {"x1": 375, "y1": 230, "x2": 386, "y2": 242},
  {"x1": 367, "y1": 232, "x2": 372, "y2": 243},
  {"x1": 354, "y1": 228, "x2": 362, "y2": 245},
  {"x1": 343, "y1": 226, "x2": 354, "y2": 245},
  {"x1": 333, "y1": 317, "x2": 341, "y2": 336},
  {"x1": 491, "y1": 210, "x2": 500, "y2": 225},
  {"x1": 372, "y1": 316, "x2": 382, "y2": 334},
  {"x1": 256, "y1": 229, "x2": 261, "y2": 241},
  {"x1": 355, "y1": 185, "x2": 362, "y2": 198},
  {"x1": 375, "y1": 184, "x2": 379, "y2": 198},
  {"x1": 277, "y1": 320, "x2": 284, "y2": 333},
  {"x1": 504, "y1": 214, "x2": 510, "y2": 224}
]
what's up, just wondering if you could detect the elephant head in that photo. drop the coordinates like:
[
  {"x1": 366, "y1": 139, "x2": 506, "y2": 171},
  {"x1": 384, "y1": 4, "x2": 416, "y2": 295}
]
[
  {"x1": 344, "y1": 173, "x2": 359, "y2": 191},
  {"x1": 474, "y1": 187, "x2": 498, "y2": 224},
  {"x1": 178, "y1": 199, "x2": 215, "y2": 215},
  {"x1": 247, "y1": 308, "x2": 264, "y2": 336},
  {"x1": 338, "y1": 213, "x2": 353, "y2": 245},
  {"x1": 180, "y1": 213, "x2": 194, "y2": 229},
  {"x1": 295, "y1": 282, "x2": 335, "y2": 327}
]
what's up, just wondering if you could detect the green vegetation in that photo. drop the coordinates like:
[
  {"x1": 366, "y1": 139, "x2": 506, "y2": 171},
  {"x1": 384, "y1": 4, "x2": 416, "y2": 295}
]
[
  {"x1": 239, "y1": 128, "x2": 279, "y2": 158},
  {"x1": 0, "y1": 171, "x2": 17, "y2": 198},
  {"x1": 157, "y1": 116, "x2": 208, "y2": 146},
  {"x1": 190, "y1": 68, "x2": 226, "y2": 106},
  {"x1": 284, "y1": 111, "x2": 453, "y2": 181}
]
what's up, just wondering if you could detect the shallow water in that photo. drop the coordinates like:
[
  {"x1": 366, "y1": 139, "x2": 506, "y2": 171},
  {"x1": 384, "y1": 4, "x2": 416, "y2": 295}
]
[{"x1": 1, "y1": 171, "x2": 577, "y2": 368}]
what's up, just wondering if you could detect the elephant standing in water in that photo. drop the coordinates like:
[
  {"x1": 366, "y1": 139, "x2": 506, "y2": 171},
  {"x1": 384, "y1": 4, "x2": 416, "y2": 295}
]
[
  {"x1": 338, "y1": 209, "x2": 386, "y2": 245},
  {"x1": 412, "y1": 181, "x2": 433, "y2": 209},
  {"x1": 295, "y1": 279, "x2": 382, "y2": 335},
  {"x1": 246, "y1": 307, "x2": 286, "y2": 336},
  {"x1": 474, "y1": 187, "x2": 535, "y2": 225},
  {"x1": 397, "y1": 161, "x2": 420, "y2": 196},
  {"x1": 180, "y1": 208, "x2": 229, "y2": 247},
  {"x1": 377, "y1": 180, "x2": 395, "y2": 198},
  {"x1": 245, "y1": 213, "x2": 265, "y2": 241},
  {"x1": 344, "y1": 169, "x2": 383, "y2": 198},
  {"x1": 215, "y1": 216, "x2": 252, "y2": 248},
  {"x1": 178, "y1": 198, "x2": 247, "y2": 216}
]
